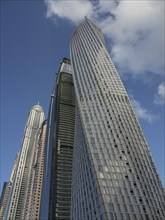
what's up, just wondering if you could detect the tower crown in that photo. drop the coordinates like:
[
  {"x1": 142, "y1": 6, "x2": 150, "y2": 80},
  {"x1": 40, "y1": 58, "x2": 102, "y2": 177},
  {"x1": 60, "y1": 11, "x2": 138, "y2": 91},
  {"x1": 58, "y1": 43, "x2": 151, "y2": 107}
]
[{"x1": 31, "y1": 104, "x2": 44, "y2": 112}]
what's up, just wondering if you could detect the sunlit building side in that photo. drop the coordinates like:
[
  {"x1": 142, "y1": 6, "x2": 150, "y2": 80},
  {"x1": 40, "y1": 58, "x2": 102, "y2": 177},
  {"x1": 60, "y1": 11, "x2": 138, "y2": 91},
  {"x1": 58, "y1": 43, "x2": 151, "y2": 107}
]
[{"x1": 3, "y1": 105, "x2": 44, "y2": 220}]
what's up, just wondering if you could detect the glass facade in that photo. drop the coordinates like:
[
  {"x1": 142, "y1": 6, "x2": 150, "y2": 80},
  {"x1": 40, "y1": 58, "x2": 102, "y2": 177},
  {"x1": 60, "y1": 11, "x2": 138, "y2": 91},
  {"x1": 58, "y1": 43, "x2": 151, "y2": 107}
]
[
  {"x1": 40, "y1": 58, "x2": 75, "y2": 220},
  {"x1": 70, "y1": 18, "x2": 165, "y2": 220}
]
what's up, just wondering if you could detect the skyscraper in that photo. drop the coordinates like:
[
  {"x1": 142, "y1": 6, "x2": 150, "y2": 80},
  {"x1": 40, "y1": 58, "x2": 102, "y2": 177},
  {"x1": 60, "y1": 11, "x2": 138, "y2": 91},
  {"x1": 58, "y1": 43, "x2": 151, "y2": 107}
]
[
  {"x1": 0, "y1": 182, "x2": 11, "y2": 220},
  {"x1": 40, "y1": 58, "x2": 75, "y2": 220},
  {"x1": 26, "y1": 120, "x2": 47, "y2": 220},
  {"x1": 3, "y1": 104, "x2": 44, "y2": 220},
  {"x1": 70, "y1": 18, "x2": 165, "y2": 219},
  {"x1": 0, "y1": 154, "x2": 18, "y2": 220}
]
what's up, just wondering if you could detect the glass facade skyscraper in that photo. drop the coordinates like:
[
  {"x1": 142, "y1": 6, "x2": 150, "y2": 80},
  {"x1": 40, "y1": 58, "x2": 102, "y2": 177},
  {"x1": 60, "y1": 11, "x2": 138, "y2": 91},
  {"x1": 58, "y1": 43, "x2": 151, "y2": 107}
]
[
  {"x1": 40, "y1": 58, "x2": 75, "y2": 220},
  {"x1": 3, "y1": 105, "x2": 44, "y2": 220},
  {"x1": 70, "y1": 18, "x2": 165, "y2": 220}
]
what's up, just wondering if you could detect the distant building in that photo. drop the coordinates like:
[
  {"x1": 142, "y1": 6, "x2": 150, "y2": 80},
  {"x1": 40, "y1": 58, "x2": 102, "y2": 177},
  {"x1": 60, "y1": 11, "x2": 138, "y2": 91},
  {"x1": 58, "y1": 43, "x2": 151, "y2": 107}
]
[
  {"x1": 70, "y1": 18, "x2": 165, "y2": 219},
  {"x1": 0, "y1": 182, "x2": 11, "y2": 220},
  {"x1": 40, "y1": 58, "x2": 75, "y2": 220},
  {"x1": 0, "y1": 154, "x2": 18, "y2": 220},
  {"x1": 26, "y1": 120, "x2": 47, "y2": 220},
  {"x1": 3, "y1": 105, "x2": 44, "y2": 220}
]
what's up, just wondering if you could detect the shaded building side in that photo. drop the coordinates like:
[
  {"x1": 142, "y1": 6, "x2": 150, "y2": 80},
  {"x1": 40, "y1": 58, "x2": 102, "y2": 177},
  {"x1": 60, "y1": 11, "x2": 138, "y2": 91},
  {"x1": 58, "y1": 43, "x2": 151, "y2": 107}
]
[{"x1": 40, "y1": 58, "x2": 75, "y2": 220}]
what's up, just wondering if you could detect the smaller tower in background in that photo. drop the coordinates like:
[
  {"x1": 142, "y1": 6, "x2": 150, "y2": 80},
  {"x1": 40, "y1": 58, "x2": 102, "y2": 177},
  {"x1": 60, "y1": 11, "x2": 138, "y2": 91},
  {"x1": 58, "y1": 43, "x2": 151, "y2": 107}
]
[
  {"x1": 26, "y1": 120, "x2": 47, "y2": 220},
  {"x1": 2, "y1": 104, "x2": 44, "y2": 220},
  {"x1": 0, "y1": 154, "x2": 18, "y2": 220},
  {"x1": 0, "y1": 182, "x2": 11, "y2": 220}
]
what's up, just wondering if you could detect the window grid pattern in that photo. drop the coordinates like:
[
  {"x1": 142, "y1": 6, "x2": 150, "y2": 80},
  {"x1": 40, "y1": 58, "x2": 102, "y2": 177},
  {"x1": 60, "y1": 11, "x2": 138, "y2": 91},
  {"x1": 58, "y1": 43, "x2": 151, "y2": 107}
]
[
  {"x1": 25, "y1": 121, "x2": 47, "y2": 220},
  {"x1": 47, "y1": 69, "x2": 75, "y2": 220},
  {"x1": 4, "y1": 106, "x2": 44, "y2": 220},
  {"x1": 71, "y1": 109, "x2": 108, "y2": 220},
  {"x1": 0, "y1": 182, "x2": 12, "y2": 219},
  {"x1": 71, "y1": 18, "x2": 165, "y2": 220}
]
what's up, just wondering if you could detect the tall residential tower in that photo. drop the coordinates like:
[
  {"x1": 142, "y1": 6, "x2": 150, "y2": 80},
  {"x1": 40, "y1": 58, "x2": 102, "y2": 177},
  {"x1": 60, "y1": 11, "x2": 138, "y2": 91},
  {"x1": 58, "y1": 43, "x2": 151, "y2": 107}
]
[
  {"x1": 70, "y1": 18, "x2": 165, "y2": 220},
  {"x1": 40, "y1": 58, "x2": 75, "y2": 220},
  {"x1": 0, "y1": 154, "x2": 18, "y2": 220},
  {"x1": 3, "y1": 104, "x2": 44, "y2": 220},
  {"x1": 26, "y1": 120, "x2": 47, "y2": 220}
]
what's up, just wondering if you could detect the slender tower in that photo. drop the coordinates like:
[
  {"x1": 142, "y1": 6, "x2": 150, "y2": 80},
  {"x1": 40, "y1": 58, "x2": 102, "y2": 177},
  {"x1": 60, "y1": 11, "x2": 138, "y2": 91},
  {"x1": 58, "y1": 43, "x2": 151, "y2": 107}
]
[
  {"x1": 0, "y1": 182, "x2": 11, "y2": 220},
  {"x1": 4, "y1": 104, "x2": 44, "y2": 220},
  {"x1": 26, "y1": 120, "x2": 47, "y2": 220},
  {"x1": 40, "y1": 58, "x2": 75, "y2": 220},
  {"x1": 70, "y1": 18, "x2": 165, "y2": 220},
  {"x1": 0, "y1": 154, "x2": 18, "y2": 220}
]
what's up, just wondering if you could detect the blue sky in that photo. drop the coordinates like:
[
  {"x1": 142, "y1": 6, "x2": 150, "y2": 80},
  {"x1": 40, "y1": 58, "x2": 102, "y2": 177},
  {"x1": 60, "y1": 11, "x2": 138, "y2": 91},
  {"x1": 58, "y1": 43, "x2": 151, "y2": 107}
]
[{"x1": 1, "y1": 0, "x2": 164, "y2": 193}]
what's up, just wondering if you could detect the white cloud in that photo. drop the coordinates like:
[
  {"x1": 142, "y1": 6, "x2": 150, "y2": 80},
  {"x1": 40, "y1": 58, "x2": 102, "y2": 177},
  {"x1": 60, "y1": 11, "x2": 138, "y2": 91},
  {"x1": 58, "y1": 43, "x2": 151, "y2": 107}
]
[
  {"x1": 44, "y1": 0, "x2": 164, "y2": 78},
  {"x1": 97, "y1": 0, "x2": 164, "y2": 77},
  {"x1": 45, "y1": 0, "x2": 93, "y2": 23},
  {"x1": 154, "y1": 83, "x2": 165, "y2": 105},
  {"x1": 130, "y1": 94, "x2": 158, "y2": 123}
]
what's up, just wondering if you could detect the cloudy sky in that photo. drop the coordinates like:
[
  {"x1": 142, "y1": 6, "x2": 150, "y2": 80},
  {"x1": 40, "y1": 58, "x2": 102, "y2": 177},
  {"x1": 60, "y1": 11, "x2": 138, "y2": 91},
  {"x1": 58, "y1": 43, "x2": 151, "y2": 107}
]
[{"x1": 1, "y1": 0, "x2": 164, "y2": 193}]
